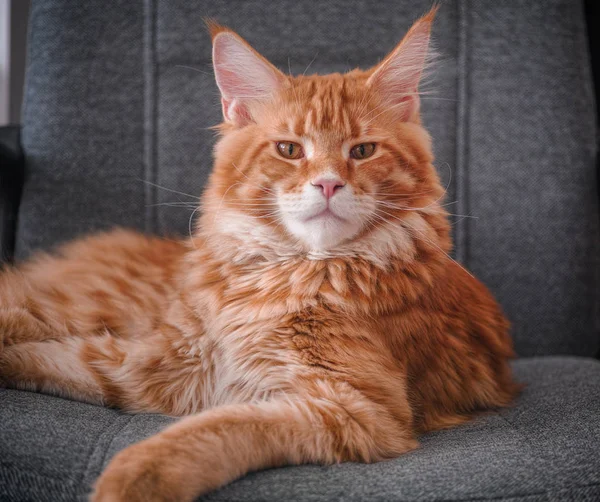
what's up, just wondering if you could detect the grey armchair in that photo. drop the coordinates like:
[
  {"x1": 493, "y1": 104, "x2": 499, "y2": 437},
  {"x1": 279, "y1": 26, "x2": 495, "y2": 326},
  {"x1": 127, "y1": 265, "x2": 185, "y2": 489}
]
[{"x1": 1, "y1": 1, "x2": 599, "y2": 500}]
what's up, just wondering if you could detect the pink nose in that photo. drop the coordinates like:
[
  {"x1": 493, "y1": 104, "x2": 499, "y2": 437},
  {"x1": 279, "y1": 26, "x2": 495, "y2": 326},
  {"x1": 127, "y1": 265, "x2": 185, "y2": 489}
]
[{"x1": 311, "y1": 177, "x2": 346, "y2": 200}]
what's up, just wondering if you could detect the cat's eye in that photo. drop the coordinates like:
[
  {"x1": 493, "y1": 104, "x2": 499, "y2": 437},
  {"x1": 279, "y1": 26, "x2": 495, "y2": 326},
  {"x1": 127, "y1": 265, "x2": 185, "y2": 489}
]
[
  {"x1": 276, "y1": 142, "x2": 304, "y2": 160},
  {"x1": 350, "y1": 143, "x2": 376, "y2": 160}
]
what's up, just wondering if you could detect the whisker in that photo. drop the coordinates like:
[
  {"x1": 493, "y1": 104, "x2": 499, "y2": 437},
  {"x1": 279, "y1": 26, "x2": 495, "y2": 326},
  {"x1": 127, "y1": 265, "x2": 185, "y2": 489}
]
[
  {"x1": 231, "y1": 163, "x2": 276, "y2": 195},
  {"x1": 375, "y1": 207, "x2": 475, "y2": 279},
  {"x1": 188, "y1": 206, "x2": 202, "y2": 248},
  {"x1": 210, "y1": 181, "x2": 243, "y2": 230},
  {"x1": 302, "y1": 50, "x2": 319, "y2": 76},
  {"x1": 374, "y1": 199, "x2": 476, "y2": 219},
  {"x1": 226, "y1": 202, "x2": 280, "y2": 207},
  {"x1": 174, "y1": 64, "x2": 213, "y2": 76},
  {"x1": 147, "y1": 201, "x2": 198, "y2": 207},
  {"x1": 404, "y1": 224, "x2": 475, "y2": 279},
  {"x1": 449, "y1": 215, "x2": 476, "y2": 226},
  {"x1": 406, "y1": 162, "x2": 453, "y2": 211},
  {"x1": 147, "y1": 203, "x2": 198, "y2": 210},
  {"x1": 138, "y1": 179, "x2": 201, "y2": 200},
  {"x1": 376, "y1": 204, "x2": 477, "y2": 220}
]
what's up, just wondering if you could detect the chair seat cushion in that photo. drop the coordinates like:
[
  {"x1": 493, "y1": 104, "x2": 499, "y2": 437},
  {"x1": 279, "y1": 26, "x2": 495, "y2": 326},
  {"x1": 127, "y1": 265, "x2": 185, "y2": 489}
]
[{"x1": 1, "y1": 356, "x2": 599, "y2": 501}]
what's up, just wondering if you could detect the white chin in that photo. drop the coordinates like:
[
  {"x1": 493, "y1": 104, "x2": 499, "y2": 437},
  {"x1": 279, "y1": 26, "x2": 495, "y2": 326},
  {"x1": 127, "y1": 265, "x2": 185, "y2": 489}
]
[{"x1": 284, "y1": 214, "x2": 361, "y2": 251}]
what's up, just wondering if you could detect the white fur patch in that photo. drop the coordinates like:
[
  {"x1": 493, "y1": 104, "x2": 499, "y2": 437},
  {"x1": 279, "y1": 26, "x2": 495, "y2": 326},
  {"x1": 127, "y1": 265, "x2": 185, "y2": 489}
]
[
  {"x1": 277, "y1": 179, "x2": 368, "y2": 251},
  {"x1": 302, "y1": 138, "x2": 315, "y2": 159}
]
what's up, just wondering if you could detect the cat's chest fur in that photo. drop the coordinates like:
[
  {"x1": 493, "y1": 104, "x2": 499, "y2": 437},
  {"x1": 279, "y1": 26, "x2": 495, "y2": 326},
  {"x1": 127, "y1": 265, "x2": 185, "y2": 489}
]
[{"x1": 177, "y1": 254, "x2": 388, "y2": 409}]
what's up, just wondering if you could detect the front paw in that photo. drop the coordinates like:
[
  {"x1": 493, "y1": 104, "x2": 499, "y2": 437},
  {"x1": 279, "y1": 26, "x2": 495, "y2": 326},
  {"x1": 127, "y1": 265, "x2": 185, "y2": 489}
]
[{"x1": 91, "y1": 438, "x2": 194, "y2": 502}]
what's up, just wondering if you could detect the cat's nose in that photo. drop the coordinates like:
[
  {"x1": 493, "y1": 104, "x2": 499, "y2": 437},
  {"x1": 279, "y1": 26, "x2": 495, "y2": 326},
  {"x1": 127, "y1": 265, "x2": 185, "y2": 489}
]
[{"x1": 311, "y1": 177, "x2": 346, "y2": 200}]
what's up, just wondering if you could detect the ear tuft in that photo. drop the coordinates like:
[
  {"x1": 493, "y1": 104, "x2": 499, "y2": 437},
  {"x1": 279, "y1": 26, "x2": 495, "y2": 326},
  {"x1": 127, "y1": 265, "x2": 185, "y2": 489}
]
[
  {"x1": 203, "y1": 18, "x2": 231, "y2": 40},
  {"x1": 367, "y1": 6, "x2": 438, "y2": 122},
  {"x1": 419, "y1": 3, "x2": 440, "y2": 26}
]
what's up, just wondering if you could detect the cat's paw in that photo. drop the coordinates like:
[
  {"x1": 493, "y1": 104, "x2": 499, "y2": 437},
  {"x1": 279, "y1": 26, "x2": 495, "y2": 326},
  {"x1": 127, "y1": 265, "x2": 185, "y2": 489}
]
[{"x1": 91, "y1": 438, "x2": 197, "y2": 502}]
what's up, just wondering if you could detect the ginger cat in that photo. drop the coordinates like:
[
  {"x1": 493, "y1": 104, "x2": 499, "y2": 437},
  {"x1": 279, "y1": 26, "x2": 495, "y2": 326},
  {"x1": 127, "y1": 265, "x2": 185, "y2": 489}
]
[{"x1": 0, "y1": 9, "x2": 518, "y2": 502}]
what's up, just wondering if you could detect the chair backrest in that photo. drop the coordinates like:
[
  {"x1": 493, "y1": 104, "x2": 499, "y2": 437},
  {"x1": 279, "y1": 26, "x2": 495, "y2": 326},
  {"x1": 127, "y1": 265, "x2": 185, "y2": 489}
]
[{"x1": 17, "y1": 0, "x2": 599, "y2": 357}]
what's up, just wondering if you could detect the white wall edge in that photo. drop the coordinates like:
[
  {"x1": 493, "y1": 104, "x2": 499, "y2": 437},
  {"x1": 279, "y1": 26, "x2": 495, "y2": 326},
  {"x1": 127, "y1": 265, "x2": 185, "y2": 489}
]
[{"x1": 0, "y1": 0, "x2": 11, "y2": 126}]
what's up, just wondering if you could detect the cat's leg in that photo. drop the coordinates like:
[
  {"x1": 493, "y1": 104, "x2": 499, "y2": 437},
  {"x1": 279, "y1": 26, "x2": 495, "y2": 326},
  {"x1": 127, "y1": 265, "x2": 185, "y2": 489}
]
[
  {"x1": 92, "y1": 380, "x2": 418, "y2": 502},
  {"x1": 0, "y1": 330, "x2": 206, "y2": 414},
  {"x1": 79, "y1": 328, "x2": 207, "y2": 414},
  {"x1": 0, "y1": 338, "x2": 105, "y2": 404}
]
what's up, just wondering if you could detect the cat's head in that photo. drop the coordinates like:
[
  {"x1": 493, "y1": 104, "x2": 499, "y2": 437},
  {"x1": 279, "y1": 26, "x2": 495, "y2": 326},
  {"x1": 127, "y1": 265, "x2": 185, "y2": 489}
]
[{"x1": 200, "y1": 7, "x2": 450, "y2": 260}]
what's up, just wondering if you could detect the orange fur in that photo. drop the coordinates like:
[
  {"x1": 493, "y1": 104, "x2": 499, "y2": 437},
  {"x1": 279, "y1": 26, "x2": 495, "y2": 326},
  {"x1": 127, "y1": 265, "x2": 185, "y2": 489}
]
[{"x1": 0, "y1": 9, "x2": 519, "y2": 502}]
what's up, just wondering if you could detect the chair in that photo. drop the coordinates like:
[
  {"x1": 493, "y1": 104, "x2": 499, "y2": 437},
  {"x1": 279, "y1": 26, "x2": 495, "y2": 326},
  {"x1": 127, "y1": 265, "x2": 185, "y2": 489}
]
[{"x1": 1, "y1": 1, "x2": 599, "y2": 500}]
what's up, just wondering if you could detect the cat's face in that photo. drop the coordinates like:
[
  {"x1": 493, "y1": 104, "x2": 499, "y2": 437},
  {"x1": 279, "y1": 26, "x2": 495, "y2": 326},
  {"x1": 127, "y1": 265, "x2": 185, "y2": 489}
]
[{"x1": 202, "y1": 9, "x2": 448, "y2": 256}]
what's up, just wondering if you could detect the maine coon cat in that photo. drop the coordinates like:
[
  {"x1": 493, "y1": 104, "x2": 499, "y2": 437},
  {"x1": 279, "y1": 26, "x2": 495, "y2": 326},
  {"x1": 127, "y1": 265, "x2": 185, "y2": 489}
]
[{"x1": 0, "y1": 8, "x2": 519, "y2": 501}]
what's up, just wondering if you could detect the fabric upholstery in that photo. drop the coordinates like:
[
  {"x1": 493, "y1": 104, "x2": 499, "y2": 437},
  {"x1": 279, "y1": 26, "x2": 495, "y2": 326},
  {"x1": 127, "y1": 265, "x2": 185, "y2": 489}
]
[
  {"x1": 6, "y1": 3, "x2": 599, "y2": 501},
  {"x1": 16, "y1": 0, "x2": 599, "y2": 358},
  {"x1": 1, "y1": 356, "x2": 599, "y2": 501}
]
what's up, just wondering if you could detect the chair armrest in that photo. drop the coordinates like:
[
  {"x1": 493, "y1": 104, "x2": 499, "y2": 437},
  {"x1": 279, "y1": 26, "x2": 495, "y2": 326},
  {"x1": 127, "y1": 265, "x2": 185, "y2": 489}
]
[{"x1": 0, "y1": 125, "x2": 25, "y2": 264}]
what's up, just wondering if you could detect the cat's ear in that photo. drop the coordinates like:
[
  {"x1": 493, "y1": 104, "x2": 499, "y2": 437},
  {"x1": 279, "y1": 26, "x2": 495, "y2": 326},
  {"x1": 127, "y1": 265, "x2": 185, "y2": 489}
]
[
  {"x1": 208, "y1": 22, "x2": 286, "y2": 127},
  {"x1": 367, "y1": 7, "x2": 437, "y2": 122}
]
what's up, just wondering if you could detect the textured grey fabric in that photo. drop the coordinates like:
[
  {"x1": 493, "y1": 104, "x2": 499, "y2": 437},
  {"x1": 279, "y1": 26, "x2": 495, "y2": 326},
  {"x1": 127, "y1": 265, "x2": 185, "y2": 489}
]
[
  {"x1": 15, "y1": 0, "x2": 599, "y2": 357},
  {"x1": 18, "y1": 1, "x2": 148, "y2": 255},
  {"x1": 1, "y1": 356, "x2": 599, "y2": 501},
  {"x1": 464, "y1": 1, "x2": 599, "y2": 357}
]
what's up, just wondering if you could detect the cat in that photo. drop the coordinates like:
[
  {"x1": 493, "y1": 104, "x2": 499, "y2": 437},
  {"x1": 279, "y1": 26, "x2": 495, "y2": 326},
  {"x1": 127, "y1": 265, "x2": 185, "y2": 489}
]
[{"x1": 0, "y1": 8, "x2": 519, "y2": 502}]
